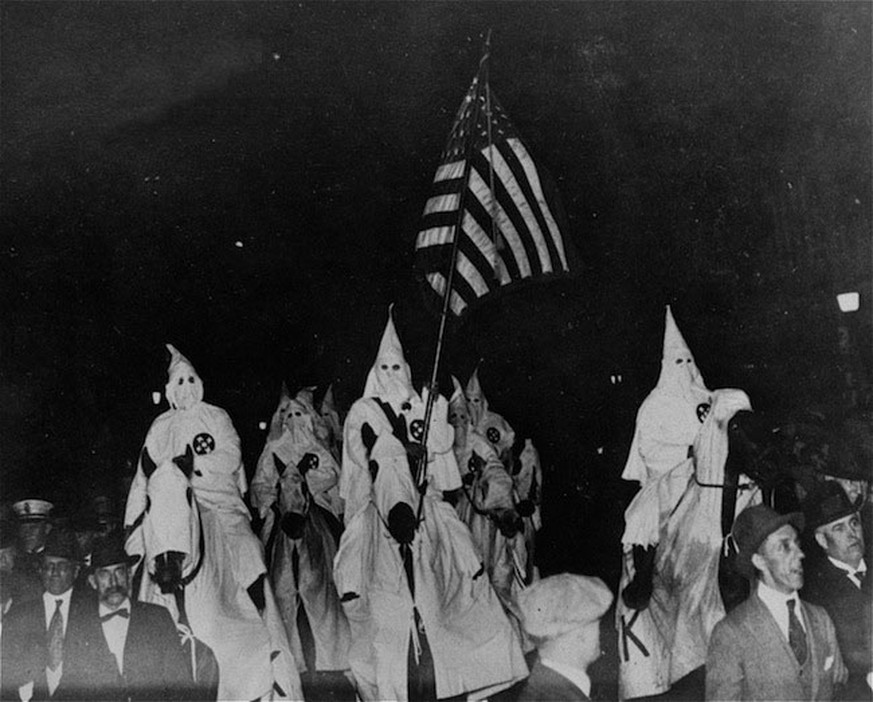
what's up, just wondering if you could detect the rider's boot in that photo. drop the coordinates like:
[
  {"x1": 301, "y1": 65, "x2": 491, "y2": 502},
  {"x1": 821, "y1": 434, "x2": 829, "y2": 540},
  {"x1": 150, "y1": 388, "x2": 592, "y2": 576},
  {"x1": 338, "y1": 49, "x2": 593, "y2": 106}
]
[
  {"x1": 621, "y1": 544, "x2": 656, "y2": 610},
  {"x1": 247, "y1": 573, "x2": 267, "y2": 614}
]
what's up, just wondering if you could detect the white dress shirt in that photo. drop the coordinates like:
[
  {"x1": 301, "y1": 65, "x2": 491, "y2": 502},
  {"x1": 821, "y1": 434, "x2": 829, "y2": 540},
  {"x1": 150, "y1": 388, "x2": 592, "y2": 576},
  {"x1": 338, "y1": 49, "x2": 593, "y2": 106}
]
[
  {"x1": 539, "y1": 657, "x2": 592, "y2": 697},
  {"x1": 757, "y1": 580, "x2": 806, "y2": 642},
  {"x1": 42, "y1": 589, "x2": 73, "y2": 694},
  {"x1": 98, "y1": 598, "x2": 132, "y2": 674}
]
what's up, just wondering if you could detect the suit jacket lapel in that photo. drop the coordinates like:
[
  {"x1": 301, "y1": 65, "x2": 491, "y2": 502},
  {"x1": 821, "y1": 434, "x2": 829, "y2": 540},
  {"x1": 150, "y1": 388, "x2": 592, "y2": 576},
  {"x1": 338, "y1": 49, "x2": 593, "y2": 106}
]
[{"x1": 748, "y1": 593, "x2": 800, "y2": 672}]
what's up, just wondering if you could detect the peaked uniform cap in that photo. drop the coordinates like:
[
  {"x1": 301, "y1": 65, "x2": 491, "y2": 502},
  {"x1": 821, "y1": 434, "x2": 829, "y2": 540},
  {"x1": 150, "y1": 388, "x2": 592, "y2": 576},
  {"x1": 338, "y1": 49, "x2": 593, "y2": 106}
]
[
  {"x1": 13, "y1": 499, "x2": 53, "y2": 522},
  {"x1": 517, "y1": 573, "x2": 613, "y2": 641}
]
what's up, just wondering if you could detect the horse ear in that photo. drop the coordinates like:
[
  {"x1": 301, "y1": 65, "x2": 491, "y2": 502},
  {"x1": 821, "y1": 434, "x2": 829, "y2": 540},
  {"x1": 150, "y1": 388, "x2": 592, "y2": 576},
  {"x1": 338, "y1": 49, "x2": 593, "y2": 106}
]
[
  {"x1": 273, "y1": 453, "x2": 287, "y2": 477},
  {"x1": 141, "y1": 447, "x2": 157, "y2": 478},
  {"x1": 173, "y1": 444, "x2": 195, "y2": 479}
]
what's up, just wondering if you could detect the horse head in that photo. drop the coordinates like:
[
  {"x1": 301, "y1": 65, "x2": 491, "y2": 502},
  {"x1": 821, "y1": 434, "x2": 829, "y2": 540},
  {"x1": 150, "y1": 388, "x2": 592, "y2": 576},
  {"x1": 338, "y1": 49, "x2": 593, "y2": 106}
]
[
  {"x1": 139, "y1": 445, "x2": 202, "y2": 594},
  {"x1": 273, "y1": 453, "x2": 311, "y2": 540}
]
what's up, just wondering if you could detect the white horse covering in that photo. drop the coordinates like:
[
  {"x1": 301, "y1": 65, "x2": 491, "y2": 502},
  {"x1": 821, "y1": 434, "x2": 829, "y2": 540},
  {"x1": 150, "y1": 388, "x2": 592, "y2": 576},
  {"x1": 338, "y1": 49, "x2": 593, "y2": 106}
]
[
  {"x1": 335, "y1": 390, "x2": 528, "y2": 701},
  {"x1": 616, "y1": 388, "x2": 761, "y2": 699},
  {"x1": 127, "y1": 459, "x2": 303, "y2": 701}
]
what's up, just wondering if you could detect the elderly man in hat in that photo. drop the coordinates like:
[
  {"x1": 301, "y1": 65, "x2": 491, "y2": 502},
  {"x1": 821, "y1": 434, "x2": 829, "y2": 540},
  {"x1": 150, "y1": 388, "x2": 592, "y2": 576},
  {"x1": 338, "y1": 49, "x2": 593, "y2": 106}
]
[
  {"x1": 515, "y1": 573, "x2": 613, "y2": 701},
  {"x1": 706, "y1": 504, "x2": 846, "y2": 701},
  {"x1": 57, "y1": 535, "x2": 192, "y2": 701},
  {"x1": 1, "y1": 529, "x2": 88, "y2": 701},
  {"x1": 802, "y1": 482, "x2": 872, "y2": 700}
]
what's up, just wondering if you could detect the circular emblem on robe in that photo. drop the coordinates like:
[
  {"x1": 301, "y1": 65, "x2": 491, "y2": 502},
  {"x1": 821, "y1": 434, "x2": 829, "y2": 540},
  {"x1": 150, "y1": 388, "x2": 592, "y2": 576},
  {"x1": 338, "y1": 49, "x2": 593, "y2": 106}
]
[
  {"x1": 299, "y1": 452, "x2": 320, "y2": 473},
  {"x1": 486, "y1": 426, "x2": 501, "y2": 445},
  {"x1": 696, "y1": 403, "x2": 711, "y2": 423},
  {"x1": 192, "y1": 433, "x2": 215, "y2": 455},
  {"x1": 409, "y1": 419, "x2": 425, "y2": 442}
]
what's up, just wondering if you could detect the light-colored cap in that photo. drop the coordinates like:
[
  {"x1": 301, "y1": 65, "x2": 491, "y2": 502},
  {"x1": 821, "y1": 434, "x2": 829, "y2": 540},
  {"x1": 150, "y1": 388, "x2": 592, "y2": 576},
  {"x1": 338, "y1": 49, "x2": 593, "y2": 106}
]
[
  {"x1": 517, "y1": 573, "x2": 613, "y2": 640},
  {"x1": 12, "y1": 499, "x2": 54, "y2": 522}
]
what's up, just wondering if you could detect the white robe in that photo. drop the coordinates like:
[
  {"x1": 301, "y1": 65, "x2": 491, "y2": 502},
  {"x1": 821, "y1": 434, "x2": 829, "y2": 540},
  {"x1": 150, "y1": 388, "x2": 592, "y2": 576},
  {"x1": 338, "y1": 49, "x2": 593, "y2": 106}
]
[
  {"x1": 125, "y1": 401, "x2": 266, "y2": 587},
  {"x1": 335, "y1": 390, "x2": 527, "y2": 700}
]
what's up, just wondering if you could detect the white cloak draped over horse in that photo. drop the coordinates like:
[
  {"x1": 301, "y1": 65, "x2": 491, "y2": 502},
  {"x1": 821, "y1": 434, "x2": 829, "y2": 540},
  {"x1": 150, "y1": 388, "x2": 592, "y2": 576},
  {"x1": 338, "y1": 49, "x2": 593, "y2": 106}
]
[
  {"x1": 616, "y1": 388, "x2": 761, "y2": 699},
  {"x1": 334, "y1": 312, "x2": 528, "y2": 701}
]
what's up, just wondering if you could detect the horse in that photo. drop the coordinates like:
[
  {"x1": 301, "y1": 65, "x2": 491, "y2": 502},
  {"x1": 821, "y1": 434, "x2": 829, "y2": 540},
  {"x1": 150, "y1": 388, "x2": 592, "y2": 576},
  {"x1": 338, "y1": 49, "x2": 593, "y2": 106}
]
[
  {"x1": 126, "y1": 446, "x2": 303, "y2": 701},
  {"x1": 616, "y1": 388, "x2": 763, "y2": 700},
  {"x1": 333, "y1": 404, "x2": 529, "y2": 701},
  {"x1": 456, "y1": 445, "x2": 533, "y2": 650},
  {"x1": 263, "y1": 453, "x2": 351, "y2": 678}
]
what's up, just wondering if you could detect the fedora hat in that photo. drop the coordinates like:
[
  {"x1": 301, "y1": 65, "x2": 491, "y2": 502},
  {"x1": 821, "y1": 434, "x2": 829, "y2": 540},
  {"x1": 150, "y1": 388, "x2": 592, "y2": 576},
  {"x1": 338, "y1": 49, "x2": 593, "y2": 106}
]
[
  {"x1": 42, "y1": 528, "x2": 82, "y2": 562},
  {"x1": 805, "y1": 481, "x2": 858, "y2": 531},
  {"x1": 731, "y1": 504, "x2": 804, "y2": 579},
  {"x1": 89, "y1": 535, "x2": 139, "y2": 571}
]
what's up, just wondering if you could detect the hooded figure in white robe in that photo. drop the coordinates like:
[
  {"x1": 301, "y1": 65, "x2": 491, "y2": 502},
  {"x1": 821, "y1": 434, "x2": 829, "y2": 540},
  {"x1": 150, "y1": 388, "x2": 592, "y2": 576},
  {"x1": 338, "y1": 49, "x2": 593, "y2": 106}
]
[
  {"x1": 125, "y1": 345, "x2": 302, "y2": 700},
  {"x1": 251, "y1": 393, "x2": 350, "y2": 674},
  {"x1": 465, "y1": 367, "x2": 516, "y2": 463},
  {"x1": 619, "y1": 306, "x2": 712, "y2": 607},
  {"x1": 126, "y1": 345, "x2": 266, "y2": 590},
  {"x1": 334, "y1": 309, "x2": 528, "y2": 701}
]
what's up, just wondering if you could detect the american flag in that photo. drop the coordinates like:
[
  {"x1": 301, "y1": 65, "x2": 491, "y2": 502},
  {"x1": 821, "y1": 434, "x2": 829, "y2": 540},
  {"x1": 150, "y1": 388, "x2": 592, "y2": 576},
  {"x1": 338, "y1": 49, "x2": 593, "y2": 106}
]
[{"x1": 415, "y1": 67, "x2": 571, "y2": 316}]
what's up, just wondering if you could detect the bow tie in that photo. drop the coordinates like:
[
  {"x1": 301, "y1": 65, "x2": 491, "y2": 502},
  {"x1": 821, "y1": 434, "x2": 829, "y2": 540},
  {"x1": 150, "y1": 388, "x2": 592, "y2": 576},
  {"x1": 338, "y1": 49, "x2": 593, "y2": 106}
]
[
  {"x1": 854, "y1": 570, "x2": 866, "y2": 582},
  {"x1": 100, "y1": 608, "x2": 130, "y2": 623}
]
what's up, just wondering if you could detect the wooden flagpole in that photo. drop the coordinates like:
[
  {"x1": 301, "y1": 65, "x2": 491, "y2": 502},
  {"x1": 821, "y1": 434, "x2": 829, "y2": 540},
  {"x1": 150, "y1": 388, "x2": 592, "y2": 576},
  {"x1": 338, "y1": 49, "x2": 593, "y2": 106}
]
[{"x1": 414, "y1": 32, "x2": 493, "y2": 519}]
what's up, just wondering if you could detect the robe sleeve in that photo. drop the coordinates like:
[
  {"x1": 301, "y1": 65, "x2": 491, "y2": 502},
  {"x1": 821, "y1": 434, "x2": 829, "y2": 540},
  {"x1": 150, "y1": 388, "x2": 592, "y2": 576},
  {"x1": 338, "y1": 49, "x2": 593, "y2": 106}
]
[
  {"x1": 340, "y1": 400, "x2": 377, "y2": 525},
  {"x1": 250, "y1": 442, "x2": 280, "y2": 517}
]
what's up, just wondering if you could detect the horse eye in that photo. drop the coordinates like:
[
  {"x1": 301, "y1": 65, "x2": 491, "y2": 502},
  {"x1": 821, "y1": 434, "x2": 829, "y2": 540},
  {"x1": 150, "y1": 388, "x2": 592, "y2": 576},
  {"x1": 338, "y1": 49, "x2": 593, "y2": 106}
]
[
  {"x1": 392, "y1": 364, "x2": 400, "y2": 371},
  {"x1": 380, "y1": 364, "x2": 388, "y2": 370},
  {"x1": 188, "y1": 376, "x2": 195, "y2": 384},
  {"x1": 178, "y1": 378, "x2": 184, "y2": 384}
]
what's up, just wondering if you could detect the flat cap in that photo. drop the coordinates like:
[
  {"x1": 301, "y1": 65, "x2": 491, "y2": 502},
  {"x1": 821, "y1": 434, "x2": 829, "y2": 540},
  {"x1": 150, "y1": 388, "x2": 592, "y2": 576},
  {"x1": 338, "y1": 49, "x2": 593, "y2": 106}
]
[{"x1": 517, "y1": 573, "x2": 613, "y2": 641}]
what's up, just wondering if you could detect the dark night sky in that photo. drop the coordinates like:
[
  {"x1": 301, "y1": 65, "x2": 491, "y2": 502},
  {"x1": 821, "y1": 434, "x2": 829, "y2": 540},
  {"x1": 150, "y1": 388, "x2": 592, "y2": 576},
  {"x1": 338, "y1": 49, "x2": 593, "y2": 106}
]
[{"x1": 1, "y1": 1, "x2": 870, "y2": 578}]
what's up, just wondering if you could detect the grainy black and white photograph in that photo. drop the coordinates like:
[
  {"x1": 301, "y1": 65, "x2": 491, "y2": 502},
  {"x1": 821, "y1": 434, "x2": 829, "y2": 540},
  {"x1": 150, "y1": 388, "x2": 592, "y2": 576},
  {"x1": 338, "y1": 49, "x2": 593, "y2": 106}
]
[{"x1": 1, "y1": 2, "x2": 871, "y2": 701}]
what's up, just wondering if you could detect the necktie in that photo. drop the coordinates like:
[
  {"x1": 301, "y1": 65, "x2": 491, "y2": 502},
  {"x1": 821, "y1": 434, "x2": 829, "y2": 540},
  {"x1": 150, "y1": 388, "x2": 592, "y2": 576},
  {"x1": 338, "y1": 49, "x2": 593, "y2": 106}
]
[
  {"x1": 787, "y1": 599, "x2": 808, "y2": 665},
  {"x1": 46, "y1": 599, "x2": 64, "y2": 671},
  {"x1": 100, "y1": 608, "x2": 130, "y2": 623},
  {"x1": 855, "y1": 569, "x2": 866, "y2": 585}
]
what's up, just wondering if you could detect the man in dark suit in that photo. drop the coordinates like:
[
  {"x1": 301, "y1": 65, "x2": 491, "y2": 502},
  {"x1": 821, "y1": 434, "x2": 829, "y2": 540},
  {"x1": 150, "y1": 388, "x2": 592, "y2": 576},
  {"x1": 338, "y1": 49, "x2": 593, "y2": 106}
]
[
  {"x1": 57, "y1": 535, "x2": 193, "y2": 701},
  {"x1": 802, "y1": 482, "x2": 872, "y2": 700},
  {"x1": 706, "y1": 504, "x2": 847, "y2": 701},
  {"x1": 1, "y1": 528, "x2": 90, "y2": 701},
  {"x1": 514, "y1": 573, "x2": 614, "y2": 701}
]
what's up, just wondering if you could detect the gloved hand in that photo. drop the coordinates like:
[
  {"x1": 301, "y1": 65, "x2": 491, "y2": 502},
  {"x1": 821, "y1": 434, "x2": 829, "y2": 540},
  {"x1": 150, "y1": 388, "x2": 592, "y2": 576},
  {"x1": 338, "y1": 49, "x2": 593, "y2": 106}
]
[
  {"x1": 387, "y1": 502, "x2": 417, "y2": 545},
  {"x1": 280, "y1": 511, "x2": 306, "y2": 540},
  {"x1": 516, "y1": 499, "x2": 535, "y2": 518},
  {"x1": 405, "y1": 442, "x2": 426, "y2": 463}
]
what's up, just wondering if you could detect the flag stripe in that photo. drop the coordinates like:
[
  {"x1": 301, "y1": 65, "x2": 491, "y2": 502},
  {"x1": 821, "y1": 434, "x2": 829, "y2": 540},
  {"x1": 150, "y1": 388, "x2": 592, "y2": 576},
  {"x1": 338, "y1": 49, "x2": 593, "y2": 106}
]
[
  {"x1": 504, "y1": 139, "x2": 567, "y2": 270},
  {"x1": 414, "y1": 69, "x2": 571, "y2": 316}
]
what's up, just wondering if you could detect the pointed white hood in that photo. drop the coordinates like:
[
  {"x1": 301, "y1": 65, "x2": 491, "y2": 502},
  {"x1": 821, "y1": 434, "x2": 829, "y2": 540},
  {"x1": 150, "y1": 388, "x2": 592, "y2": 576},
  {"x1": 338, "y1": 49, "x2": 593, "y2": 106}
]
[
  {"x1": 655, "y1": 306, "x2": 710, "y2": 403},
  {"x1": 363, "y1": 306, "x2": 415, "y2": 407},
  {"x1": 164, "y1": 344, "x2": 204, "y2": 410}
]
